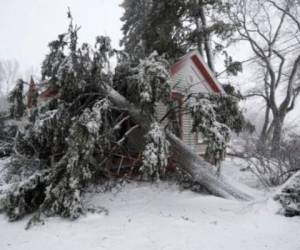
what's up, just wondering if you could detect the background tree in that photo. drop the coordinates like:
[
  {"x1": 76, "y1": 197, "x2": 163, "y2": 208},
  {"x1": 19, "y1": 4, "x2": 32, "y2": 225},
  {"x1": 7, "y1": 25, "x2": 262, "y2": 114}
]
[
  {"x1": 183, "y1": 0, "x2": 234, "y2": 72},
  {"x1": 0, "y1": 59, "x2": 19, "y2": 95},
  {"x1": 229, "y1": 0, "x2": 300, "y2": 155},
  {"x1": 120, "y1": 0, "x2": 185, "y2": 62},
  {"x1": 8, "y1": 79, "x2": 25, "y2": 119},
  {"x1": 121, "y1": 0, "x2": 241, "y2": 74}
]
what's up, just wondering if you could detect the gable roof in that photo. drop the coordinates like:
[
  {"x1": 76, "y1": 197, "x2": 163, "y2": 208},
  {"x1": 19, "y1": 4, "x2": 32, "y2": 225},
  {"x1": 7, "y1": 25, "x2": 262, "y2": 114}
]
[{"x1": 170, "y1": 50, "x2": 224, "y2": 94}]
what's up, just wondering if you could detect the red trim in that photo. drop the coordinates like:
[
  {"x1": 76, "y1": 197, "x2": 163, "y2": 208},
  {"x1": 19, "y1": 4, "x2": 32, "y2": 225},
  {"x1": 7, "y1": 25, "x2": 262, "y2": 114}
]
[
  {"x1": 171, "y1": 92, "x2": 184, "y2": 139},
  {"x1": 40, "y1": 87, "x2": 59, "y2": 99},
  {"x1": 170, "y1": 57, "x2": 188, "y2": 75},
  {"x1": 190, "y1": 55, "x2": 221, "y2": 93},
  {"x1": 112, "y1": 153, "x2": 142, "y2": 166},
  {"x1": 27, "y1": 83, "x2": 38, "y2": 108},
  {"x1": 171, "y1": 91, "x2": 184, "y2": 99}
]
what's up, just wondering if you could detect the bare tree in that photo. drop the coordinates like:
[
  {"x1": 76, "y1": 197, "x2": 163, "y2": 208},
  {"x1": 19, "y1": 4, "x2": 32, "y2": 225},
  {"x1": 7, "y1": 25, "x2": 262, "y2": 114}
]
[
  {"x1": 0, "y1": 59, "x2": 20, "y2": 94},
  {"x1": 229, "y1": 0, "x2": 300, "y2": 155}
]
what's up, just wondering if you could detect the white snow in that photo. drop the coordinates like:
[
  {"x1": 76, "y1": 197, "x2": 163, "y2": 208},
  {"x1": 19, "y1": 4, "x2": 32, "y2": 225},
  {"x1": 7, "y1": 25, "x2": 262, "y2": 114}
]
[{"x1": 0, "y1": 159, "x2": 300, "y2": 250}]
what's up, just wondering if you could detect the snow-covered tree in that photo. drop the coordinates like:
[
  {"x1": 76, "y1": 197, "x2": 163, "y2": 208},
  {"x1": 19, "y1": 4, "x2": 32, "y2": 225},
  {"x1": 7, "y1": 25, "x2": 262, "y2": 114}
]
[
  {"x1": 8, "y1": 79, "x2": 25, "y2": 119},
  {"x1": 0, "y1": 11, "x2": 250, "y2": 224},
  {"x1": 114, "y1": 51, "x2": 172, "y2": 116},
  {"x1": 0, "y1": 59, "x2": 19, "y2": 95},
  {"x1": 0, "y1": 12, "x2": 118, "y2": 223},
  {"x1": 141, "y1": 122, "x2": 170, "y2": 180},
  {"x1": 189, "y1": 92, "x2": 249, "y2": 164},
  {"x1": 121, "y1": 0, "x2": 242, "y2": 73},
  {"x1": 0, "y1": 12, "x2": 175, "y2": 223}
]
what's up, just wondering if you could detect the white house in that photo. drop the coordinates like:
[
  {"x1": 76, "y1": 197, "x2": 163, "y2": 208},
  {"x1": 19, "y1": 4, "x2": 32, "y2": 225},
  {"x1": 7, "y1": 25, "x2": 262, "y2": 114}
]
[{"x1": 157, "y1": 50, "x2": 224, "y2": 155}]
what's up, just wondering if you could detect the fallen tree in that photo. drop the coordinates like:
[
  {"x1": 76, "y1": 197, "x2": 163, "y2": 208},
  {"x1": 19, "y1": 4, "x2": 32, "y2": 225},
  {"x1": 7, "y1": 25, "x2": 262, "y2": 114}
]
[
  {"x1": 0, "y1": 13, "x2": 252, "y2": 225},
  {"x1": 103, "y1": 84, "x2": 253, "y2": 200}
]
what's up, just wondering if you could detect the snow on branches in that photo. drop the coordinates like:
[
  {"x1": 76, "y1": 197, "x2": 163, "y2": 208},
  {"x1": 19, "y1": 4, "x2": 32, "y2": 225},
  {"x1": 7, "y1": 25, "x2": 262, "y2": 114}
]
[
  {"x1": 189, "y1": 91, "x2": 248, "y2": 164},
  {"x1": 0, "y1": 170, "x2": 49, "y2": 221},
  {"x1": 141, "y1": 122, "x2": 170, "y2": 180},
  {"x1": 133, "y1": 52, "x2": 171, "y2": 104},
  {"x1": 0, "y1": 13, "x2": 117, "y2": 224},
  {"x1": 114, "y1": 52, "x2": 172, "y2": 115},
  {"x1": 0, "y1": 9, "x2": 250, "y2": 225},
  {"x1": 66, "y1": 98, "x2": 113, "y2": 181},
  {"x1": 189, "y1": 90, "x2": 251, "y2": 165},
  {"x1": 190, "y1": 95, "x2": 230, "y2": 164}
]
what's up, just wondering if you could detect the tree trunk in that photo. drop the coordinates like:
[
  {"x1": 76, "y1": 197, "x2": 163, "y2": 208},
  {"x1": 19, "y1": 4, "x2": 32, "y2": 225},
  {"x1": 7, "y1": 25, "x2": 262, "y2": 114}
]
[
  {"x1": 103, "y1": 84, "x2": 253, "y2": 200},
  {"x1": 195, "y1": 17, "x2": 204, "y2": 56},
  {"x1": 271, "y1": 115, "x2": 285, "y2": 156},
  {"x1": 199, "y1": 6, "x2": 215, "y2": 73},
  {"x1": 167, "y1": 132, "x2": 252, "y2": 200},
  {"x1": 258, "y1": 105, "x2": 271, "y2": 152}
]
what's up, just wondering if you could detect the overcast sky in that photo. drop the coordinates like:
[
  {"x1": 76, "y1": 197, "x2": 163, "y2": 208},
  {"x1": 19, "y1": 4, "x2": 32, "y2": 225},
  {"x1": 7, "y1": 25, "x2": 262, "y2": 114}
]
[
  {"x1": 0, "y1": 0, "x2": 123, "y2": 73},
  {"x1": 0, "y1": 0, "x2": 299, "y2": 128}
]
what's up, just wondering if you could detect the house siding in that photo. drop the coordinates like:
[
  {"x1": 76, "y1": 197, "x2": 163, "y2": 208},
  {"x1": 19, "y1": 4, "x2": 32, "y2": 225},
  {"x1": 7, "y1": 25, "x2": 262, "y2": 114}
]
[
  {"x1": 170, "y1": 61, "x2": 209, "y2": 155},
  {"x1": 168, "y1": 51, "x2": 221, "y2": 156},
  {"x1": 155, "y1": 102, "x2": 168, "y2": 127},
  {"x1": 156, "y1": 99, "x2": 206, "y2": 156},
  {"x1": 181, "y1": 110, "x2": 206, "y2": 155}
]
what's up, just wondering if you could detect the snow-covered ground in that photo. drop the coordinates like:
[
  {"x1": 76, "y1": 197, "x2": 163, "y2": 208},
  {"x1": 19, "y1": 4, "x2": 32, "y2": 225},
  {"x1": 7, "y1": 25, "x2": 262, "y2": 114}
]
[{"x1": 0, "y1": 158, "x2": 300, "y2": 250}]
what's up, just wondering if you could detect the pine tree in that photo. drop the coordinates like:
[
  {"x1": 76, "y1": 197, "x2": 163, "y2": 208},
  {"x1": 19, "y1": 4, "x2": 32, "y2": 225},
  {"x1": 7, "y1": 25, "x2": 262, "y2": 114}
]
[
  {"x1": 121, "y1": 0, "x2": 185, "y2": 62},
  {"x1": 8, "y1": 79, "x2": 25, "y2": 119},
  {"x1": 0, "y1": 11, "x2": 250, "y2": 225},
  {"x1": 120, "y1": 0, "x2": 241, "y2": 73},
  {"x1": 27, "y1": 77, "x2": 38, "y2": 109},
  {"x1": 0, "y1": 12, "x2": 174, "y2": 224}
]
